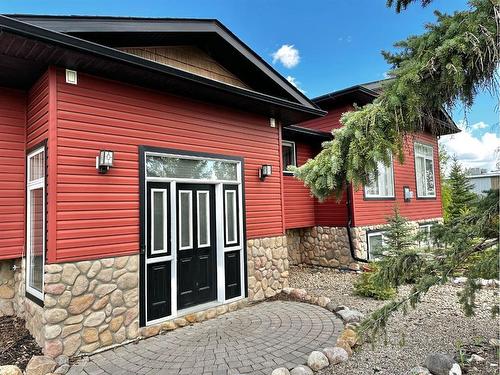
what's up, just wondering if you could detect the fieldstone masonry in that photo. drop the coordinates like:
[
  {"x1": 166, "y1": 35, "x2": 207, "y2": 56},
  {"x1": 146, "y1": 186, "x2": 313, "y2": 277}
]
[
  {"x1": 247, "y1": 235, "x2": 289, "y2": 301},
  {"x1": 42, "y1": 255, "x2": 139, "y2": 357},
  {"x1": 351, "y1": 217, "x2": 443, "y2": 259},
  {"x1": 286, "y1": 226, "x2": 356, "y2": 270},
  {"x1": 0, "y1": 258, "x2": 46, "y2": 346},
  {"x1": 286, "y1": 218, "x2": 442, "y2": 270},
  {"x1": 0, "y1": 259, "x2": 19, "y2": 317}
]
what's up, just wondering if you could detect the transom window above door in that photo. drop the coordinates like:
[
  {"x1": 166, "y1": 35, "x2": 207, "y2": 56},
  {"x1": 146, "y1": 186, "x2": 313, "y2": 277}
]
[{"x1": 146, "y1": 154, "x2": 239, "y2": 182}]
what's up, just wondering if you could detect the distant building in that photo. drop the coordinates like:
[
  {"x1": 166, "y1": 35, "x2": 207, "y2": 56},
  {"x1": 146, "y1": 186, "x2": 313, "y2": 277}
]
[{"x1": 466, "y1": 170, "x2": 500, "y2": 195}]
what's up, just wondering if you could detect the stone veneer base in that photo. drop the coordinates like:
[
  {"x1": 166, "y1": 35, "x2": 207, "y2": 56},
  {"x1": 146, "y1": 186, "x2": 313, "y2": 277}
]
[
  {"x1": 247, "y1": 235, "x2": 290, "y2": 302},
  {"x1": 286, "y1": 219, "x2": 442, "y2": 270},
  {"x1": 0, "y1": 234, "x2": 291, "y2": 359}
]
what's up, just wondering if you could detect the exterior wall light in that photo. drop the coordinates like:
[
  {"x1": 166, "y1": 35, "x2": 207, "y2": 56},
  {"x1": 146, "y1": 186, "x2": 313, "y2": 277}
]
[
  {"x1": 259, "y1": 164, "x2": 272, "y2": 180},
  {"x1": 96, "y1": 150, "x2": 114, "y2": 174},
  {"x1": 403, "y1": 186, "x2": 413, "y2": 202}
]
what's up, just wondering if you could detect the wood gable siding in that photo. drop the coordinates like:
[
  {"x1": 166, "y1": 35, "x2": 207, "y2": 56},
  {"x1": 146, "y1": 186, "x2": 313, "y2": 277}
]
[
  {"x1": 54, "y1": 69, "x2": 283, "y2": 263},
  {"x1": 0, "y1": 88, "x2": 26, "y2": 260},
  {"x1": 119, "y1": 46, "x2": 250, "y2": 89},
  {"x1": 283, "y1": 140, "x2": 348, "y2": 229}
]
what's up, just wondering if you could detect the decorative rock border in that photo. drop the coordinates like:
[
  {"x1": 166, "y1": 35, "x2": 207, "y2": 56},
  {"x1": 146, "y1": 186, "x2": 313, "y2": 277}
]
[{"x1": 270, "y1": 287, "x2": 364, "y2": 374}]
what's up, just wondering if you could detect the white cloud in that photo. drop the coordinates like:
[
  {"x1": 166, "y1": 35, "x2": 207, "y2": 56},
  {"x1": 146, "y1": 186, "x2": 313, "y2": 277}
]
[
  {"x1": 338, "y1": 36, "x2": 352, "y2": 43},
  {"x1": 286, "y1": 76, "x2": 306, "y2": 94},
  {"x1": 272, "y1": 44, "x2": 300, "y2": 68},
  {"x1": 471, "y1": 121, "x2": 488, "y2": 130},
  {"x1": 439, "y1": 122, "x2": 500, "y2": 171}
]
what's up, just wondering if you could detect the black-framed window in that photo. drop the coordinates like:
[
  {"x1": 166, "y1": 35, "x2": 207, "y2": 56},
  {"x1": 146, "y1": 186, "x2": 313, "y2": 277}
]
[{"x1": 282, "y1": 140, "x2": 296, "y2": 172}]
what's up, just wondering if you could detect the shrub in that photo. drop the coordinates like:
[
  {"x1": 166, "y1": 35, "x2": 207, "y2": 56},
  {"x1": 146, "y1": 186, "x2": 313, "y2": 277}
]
[{"x1": 354, "y1": 265, "x2": 397, "y2": 300}]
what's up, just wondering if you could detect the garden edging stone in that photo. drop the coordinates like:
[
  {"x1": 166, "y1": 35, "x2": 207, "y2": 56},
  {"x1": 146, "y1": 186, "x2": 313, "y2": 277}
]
[{"x1": 271, "y1": 286, "x2": 364, "y2": 374}]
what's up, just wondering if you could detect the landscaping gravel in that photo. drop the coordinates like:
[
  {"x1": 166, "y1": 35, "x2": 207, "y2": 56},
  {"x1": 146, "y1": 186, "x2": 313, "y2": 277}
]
[{"x1": 289, "y1": 265, "x2": 500, "y2": 375}]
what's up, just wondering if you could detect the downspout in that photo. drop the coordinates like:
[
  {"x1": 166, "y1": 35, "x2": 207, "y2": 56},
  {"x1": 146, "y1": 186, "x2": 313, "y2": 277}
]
[{"x1": 346, "y1": 184, "x2": 369, "y2": 263}]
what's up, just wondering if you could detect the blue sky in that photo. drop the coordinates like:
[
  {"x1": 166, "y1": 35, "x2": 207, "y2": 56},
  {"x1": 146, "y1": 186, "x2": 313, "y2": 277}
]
[{"x1": 2, "y1": 0, "x2": 498, "y2": 170}]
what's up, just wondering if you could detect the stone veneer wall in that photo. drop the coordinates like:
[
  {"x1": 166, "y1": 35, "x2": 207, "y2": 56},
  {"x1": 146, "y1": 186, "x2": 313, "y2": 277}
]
[
  {"x1": 286, "y1": 227, "x2": 356, "y2": 269},
  {"x1": 0, "y1": 258, "x2": 46, "y2": 346},
  {"x1": 247, "y1": 235, "x2": 289, "y2": 301},
  {"x1": 42, "y1": 255, "x2": 139, "y2": 357},
  {"x1": 0, "y1": 259, "x2": 20, "y2": 316},
  {"x1": 286, "y1": 219, "x2": 443, "y2": 268}
]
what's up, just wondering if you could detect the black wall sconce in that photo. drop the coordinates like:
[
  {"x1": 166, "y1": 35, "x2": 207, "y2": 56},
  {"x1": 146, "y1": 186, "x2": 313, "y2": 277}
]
[
  {"x1": 96, "y1": 150, "x2": 114, "y2": 174},
  {"x1": 259, "y1": 164, "x2": 272, "y2": 180}
]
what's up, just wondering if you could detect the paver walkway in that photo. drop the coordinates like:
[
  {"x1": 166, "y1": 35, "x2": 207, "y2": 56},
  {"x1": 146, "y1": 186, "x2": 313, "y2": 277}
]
[{"x1": 68, "y1": 301, "x2": 342, "y2": 375}]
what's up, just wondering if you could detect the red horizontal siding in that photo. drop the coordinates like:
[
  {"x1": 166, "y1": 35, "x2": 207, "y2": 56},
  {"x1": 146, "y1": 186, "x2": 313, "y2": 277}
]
[
  {"x1": 284, "y1": 141, "x2": 316, "y2": 229},
  {"x1": 27, "y1": 72, "x2": 49, "y2": 150},
  {"x1": 283, "y1": 140, "x2": 348, "y2": 229},
  {"x1": 0, "y1": 88, "x2": 26, "y2": 260},
  {"x1": 300, "y1": 103, "x2": 352, "y2": 132},
  {"x1": 352, "y1": 132, "x2": 443, "y2": 226},
  {"x1": 54, "y1": 69, "x2": 283, "y2": 262},
  {"x1": 315, "y1": 192, "x2": 348, "y2": 227},
  {"x1": 298, "y1": 101, "x2": 442, "y2": 227}
]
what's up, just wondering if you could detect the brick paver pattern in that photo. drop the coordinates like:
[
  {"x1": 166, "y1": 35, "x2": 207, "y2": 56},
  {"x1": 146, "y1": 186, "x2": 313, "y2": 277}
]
[{"x1": 68, "y1": 301, "x2": 342, "y2": 375}]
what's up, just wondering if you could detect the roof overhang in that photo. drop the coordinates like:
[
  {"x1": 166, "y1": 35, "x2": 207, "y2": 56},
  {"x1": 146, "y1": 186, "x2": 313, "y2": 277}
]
[
  {"x1": 313, "y1": 82, "x2": 460, "y2": 135},
  {"x1": 282, "y1": 125, "x2": 332, "y2": 143},
  {"x1": 0, "y1": 15, "x2": 325, "y2": 124}
]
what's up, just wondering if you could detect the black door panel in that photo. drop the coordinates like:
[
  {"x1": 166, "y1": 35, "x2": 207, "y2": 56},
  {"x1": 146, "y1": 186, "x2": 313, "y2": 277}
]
[
  {"x1": 147, "y1": 261, "x2": 171, "y2": 321},
  {"x1": 177, "y1": 184, "x2": 217, "y2": 310},
  {"x1": 225, "y1": 250, "x2": 241, "y2": 300}
]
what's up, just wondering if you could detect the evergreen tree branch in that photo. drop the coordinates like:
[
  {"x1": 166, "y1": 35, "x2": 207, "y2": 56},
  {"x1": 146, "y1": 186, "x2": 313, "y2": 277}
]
[{"x1": 291, "y1": 0, "x2": 499, "y2": 200}]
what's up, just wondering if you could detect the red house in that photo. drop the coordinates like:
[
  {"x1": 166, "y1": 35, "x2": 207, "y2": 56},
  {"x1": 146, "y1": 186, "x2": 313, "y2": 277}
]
[
  {"x1": 0, "y1": 15, "x2": 458, "y2": 358},
  {"x1": 284, "y1": 81, "x2": 459, "y2": 266},
  {"x1": 0, "y1": 14, "x2": 326, "y2": 357}
]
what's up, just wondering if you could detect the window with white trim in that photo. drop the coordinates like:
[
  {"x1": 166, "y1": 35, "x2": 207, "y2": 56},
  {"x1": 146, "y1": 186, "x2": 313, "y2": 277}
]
[
  {"x1": 367, "y1": 231, "x2": 385, "y2": 260},
  {"x1": 26, "y1": 146, "x2": 45, "y2": 301},
  {"x1": 418, "y1": 223, "x2": 433, "y2": 248},
  {"x1": 365, "y1": 158, "x2": 395, "y2": 198},
  {"x1": 282, "y1": 140, "x2": 296, "y2": 172},
  {"x1": 414, "y1": 142, "x2": 436, "y2": 197}
]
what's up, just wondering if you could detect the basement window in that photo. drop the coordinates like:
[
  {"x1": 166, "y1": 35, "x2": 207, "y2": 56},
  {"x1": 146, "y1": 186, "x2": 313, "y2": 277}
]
[
  {"x1": 367, "y1": 231, "x2": 385, "y2": 260},
  {"x1": 418, "y1": 223, "x2": 433, "y2": 249}
]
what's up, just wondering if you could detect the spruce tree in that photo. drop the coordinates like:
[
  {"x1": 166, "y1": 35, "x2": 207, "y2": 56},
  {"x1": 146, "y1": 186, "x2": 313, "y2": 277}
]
[
  {"x1": 287, "y1": 0, "x2": 500, "y2": 340},
  {"x1": 446, "y1": 158, "x2": 477, "y2": 222}
]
